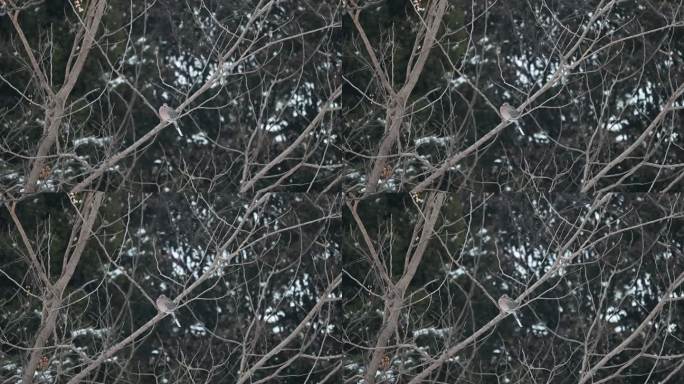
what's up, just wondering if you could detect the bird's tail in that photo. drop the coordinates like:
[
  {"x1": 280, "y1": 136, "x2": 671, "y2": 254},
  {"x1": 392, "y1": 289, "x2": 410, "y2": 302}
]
[
  {"x1": 513, "y1": 313, "x2": 522, "y2": 327},
  {"x1": 173, "y1": 122, "x2": 183, "y2": 137}
]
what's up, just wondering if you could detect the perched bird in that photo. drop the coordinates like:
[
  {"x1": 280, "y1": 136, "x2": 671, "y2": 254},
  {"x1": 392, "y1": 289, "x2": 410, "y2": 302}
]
[
  {"x1": 159, "y1": 103, "x2": 183, "y2": 136},
  {"x1": 156, "y1": 294, "x2": 181, "y2": 327},
  {"x1": 499, "y1": 103, "x2": 524, "y2": 135},
  {"x1": 499, "y1": 103, "x2": 521, "y2": 121},
  {"x1": 498, "y1": 294, "x2": 522, "y2": 326}
]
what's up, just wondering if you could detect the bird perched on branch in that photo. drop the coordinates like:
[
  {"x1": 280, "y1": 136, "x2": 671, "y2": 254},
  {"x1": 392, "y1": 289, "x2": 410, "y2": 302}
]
[
  {"x1": 156, "y1": 294, "x2": 181, "y2": 326},
  {"x1": 499, "y1": 103, "x2": 524, "y2": 134},
  {"x1": 499, "y1": 103, "x2": 521, "y2": 121},
  {"x1": 498, "y1": 294, "x2": 522, "y2": 326},
  {"x1": 159, "y1": 103, "x2": 183, "y2": 136}
]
